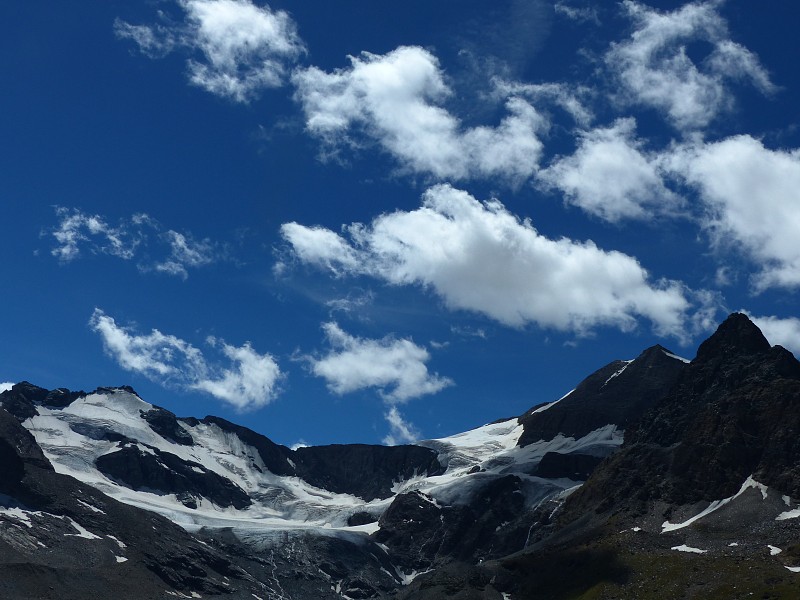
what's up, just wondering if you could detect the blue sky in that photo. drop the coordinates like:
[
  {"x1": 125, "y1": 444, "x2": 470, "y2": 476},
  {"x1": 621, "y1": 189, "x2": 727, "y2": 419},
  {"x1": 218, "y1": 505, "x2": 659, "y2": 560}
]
[{"x1": 3, "y1": 0, "x2": 800, "y2": 447}]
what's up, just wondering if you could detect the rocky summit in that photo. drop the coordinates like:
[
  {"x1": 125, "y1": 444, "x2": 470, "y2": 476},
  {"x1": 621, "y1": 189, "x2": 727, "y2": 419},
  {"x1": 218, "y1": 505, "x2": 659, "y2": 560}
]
[{"x1": 2, "y1": 313, "x2": 800, "y2": 599}]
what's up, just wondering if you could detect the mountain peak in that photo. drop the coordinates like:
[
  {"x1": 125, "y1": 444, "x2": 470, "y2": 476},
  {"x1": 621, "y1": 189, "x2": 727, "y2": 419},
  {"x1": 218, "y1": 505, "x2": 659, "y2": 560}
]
[{"x1": 694, "y1": 312, "x2": 770, "y2": 362}]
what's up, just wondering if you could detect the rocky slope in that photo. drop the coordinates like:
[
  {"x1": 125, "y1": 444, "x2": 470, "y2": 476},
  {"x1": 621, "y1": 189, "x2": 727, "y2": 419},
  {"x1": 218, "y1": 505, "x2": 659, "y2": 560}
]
[{"x1": 2, "y1": 313, "x2": 800, "y2": 598}]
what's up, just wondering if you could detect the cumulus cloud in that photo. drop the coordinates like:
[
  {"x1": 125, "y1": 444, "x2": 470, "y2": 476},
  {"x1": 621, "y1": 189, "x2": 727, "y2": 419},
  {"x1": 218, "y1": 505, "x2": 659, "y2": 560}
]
[
  {"x1": 116, "y1": 0, "x2": 304, "y2": 102},
  {"x1": 746, "y1": 314, "x2": 800, "y2": 356},
  {"x1": 308, "y1": 322, "x2": 452, "y2": 403},
  {"x1": 282, "y1": 184, "x2": 691, "y2": 339},
  {"x1": 292, "y1": 46, "x2": 546, "y2": 183},
  {"x1": 607, "y1": 0, "x2": 774, "y2": 132},
  {"x1": 48, "y1": 208, "x2": 221, "y2": 279},
  {"x1": 666, "y1": 135, "x2": 800, "y2": 291},
  {"x1": 383, "y1": 406, "x2": 421, "y2": 446},
  {"x1": 89, "y1": 309, "x2": 282, "y2": 410},
  {"x1": 540, "y1": 118, "x2": 682, "y2": 222}
]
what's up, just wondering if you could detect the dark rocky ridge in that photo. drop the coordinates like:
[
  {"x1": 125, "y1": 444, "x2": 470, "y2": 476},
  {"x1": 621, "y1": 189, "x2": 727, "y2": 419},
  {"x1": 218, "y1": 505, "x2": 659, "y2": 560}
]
[
  {"x1": 517, "y1": 344, "x2": 687, "y2": 446},
  {"x1": 0, "y1": 382, "x2": 85, "y2": 421},
  {"x1": 563, "y1": 312, "x2": 800, "y2": 518},
  {"x1": 293, "y1": 443, "x2": 445, "y2": 500},
  {"x1": 141, "y1": 406, "x2": 194, "y2": 446}
]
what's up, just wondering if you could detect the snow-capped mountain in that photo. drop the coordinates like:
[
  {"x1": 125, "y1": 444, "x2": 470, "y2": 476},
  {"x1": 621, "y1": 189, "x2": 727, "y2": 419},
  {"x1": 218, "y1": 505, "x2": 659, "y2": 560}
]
[{"x1": 2, "y1": 313, "x2": 800, "y2": 598}]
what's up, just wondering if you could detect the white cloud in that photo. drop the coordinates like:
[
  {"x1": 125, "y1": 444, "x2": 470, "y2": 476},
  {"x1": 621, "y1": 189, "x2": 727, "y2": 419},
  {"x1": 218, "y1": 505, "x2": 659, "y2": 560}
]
[
  {"x1": 666, "y1": 135, "x2": 800, "y2": 291},
  {"x1": 278, "y1": 223, "x2": 359, "y2": 275},
  {"x1": 116, "y1": 0, "x2": 304, "y2": 102},
  {"x1": 282, "y1": 184, "x2": 692, "y2": 339},
  {"x1": 89, "y1": 309, "x2": 282, "y2": 410},
  {"x1": 308, "y1": 322, "x2": 452, "y2": 403},
  {"x1": 607, "y1": 0, "x2": 774, "y2": 132},
  {"x1": 540, "y1": 118, "x2": 681, "y2": 222},
  {"x1": 0, "y1": 382, "x2": 14, "y2": 393},
  {"x1": 383, "y1": 406, "x2": 420, "y2": 446},
  {"x1": 746, "y1": 314, "x2": 800, "y2": 356},
  {"x1": 191, "y1": 336, "x2": 282, "y2": 408},
  {"x1": 292, "y1": 46, "x2": 546, "y2": 183},
  {"x1": 48, "y1": 208, "x2": 221, "y2": 279}
]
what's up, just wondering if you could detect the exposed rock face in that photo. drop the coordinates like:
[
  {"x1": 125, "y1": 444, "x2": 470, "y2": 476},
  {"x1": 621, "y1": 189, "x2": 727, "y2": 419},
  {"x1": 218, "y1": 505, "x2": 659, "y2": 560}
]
[
  {"x1": 0, "y1": 381, "x2": 84, "y2": 421},
  {"x1": 535, "y1": 451, "x2": 605, "y2": 480},
  {"x1": 294, "y1": 443, "x2": 445, "y2": 501},
  {"x1": 518, "y1": 344, "x2": 687, "y2": 446},
  {"x1": 96, "y1": 444, "x2": 252, "y2": 509},
  {"x1": 375, "y1": 476, "x2": 532, "y2": 573},
  {"x1": 141, "y1": 406, "x2": 194, "y2": 446},
  {"x1": 563, "y1": 312, "x2": 800, "y2": 518}
]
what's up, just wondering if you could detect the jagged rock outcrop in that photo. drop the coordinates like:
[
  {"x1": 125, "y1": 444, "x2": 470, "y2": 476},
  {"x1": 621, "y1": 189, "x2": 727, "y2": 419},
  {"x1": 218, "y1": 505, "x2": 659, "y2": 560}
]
[
  {"x1": 141, "y1": 406, "x2": 194, "y2": 446},
  {"x1": 294, "y1": 443, "x2": 445, "y2": 501},
  {"x1": 562, "y1": 313, "x2": 800, "y2": 519},
  {"x1": 518, "y1": 344, "x2": 687, "y2": 446},
  {"x1": 0, "y1": 382, "x2": 84, "y2": 421}
]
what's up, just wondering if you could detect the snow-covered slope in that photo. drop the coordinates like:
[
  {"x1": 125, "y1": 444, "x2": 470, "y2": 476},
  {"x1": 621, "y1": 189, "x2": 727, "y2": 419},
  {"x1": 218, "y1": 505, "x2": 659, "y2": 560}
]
[
  {"x1": 22, "y1": 386, "x2": 623, "y2": 538},
  {"x1": 25, "y1": 388, "x2": 382, "y2": 533}
]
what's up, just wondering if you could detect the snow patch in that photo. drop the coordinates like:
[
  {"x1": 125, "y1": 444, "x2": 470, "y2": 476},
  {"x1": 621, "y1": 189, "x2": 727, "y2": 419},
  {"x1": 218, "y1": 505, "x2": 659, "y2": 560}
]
[
  {"x1": 77, "y1": 499, "x2": 105, "y2": 514},
  {"x1": 399, "y1": 569, "x2": 432, "y2": 585},
  {"x1": 603, "y1": 360, "x2": 633, "y2": 386},
  {"x1": 662, "y1": 476, "x2": 768, "y2": 532},
  {"x1": 671, "y1": 544, "x2": 707, "y2": 554},
  {"x1": 661, "y1": 349, "x2": 690, "y2": 363},
  {"x1": 107, "y1": 534, "x2": 127, "y2": 549},
  {"x1": 115, "y1": 555, "x2": 128, "y2": 563},
  {"x1": 786, "y1": 566, "x2": 800, "y2": 573},
  {"x1": 776, "y1": 507, "x2": 800, "y2": 521},
  {"x1": 768, "y1": 545, "x2": 782, "y2": 556},
  {"x1": 64, "y1": 516, "x2": 102, "y2": 540}
]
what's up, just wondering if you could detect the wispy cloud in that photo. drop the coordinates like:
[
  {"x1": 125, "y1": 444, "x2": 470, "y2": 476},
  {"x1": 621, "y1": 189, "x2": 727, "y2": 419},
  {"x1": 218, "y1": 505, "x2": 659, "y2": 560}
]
[
  {"x1": 554, "y1": 2, "x2": 600, "y2": 25},
  {"x1": 282, "y1": 184, "x2": 692, "y2": 340},
  {"x1": 383, "y1": 406, "x2": 421, "y2": 446},
  {"x1": 607, "y1": 0, "x2": 775, "y2": 132},
  {"x1": 115, "y1": 0, "x2": 304, "y2": 103},
  {"x1": 292, "y1": 46, "x2": 546, "y2": 184},
  {"x1": 307, "y1": 322, "x2": 452, "y2": 403},
  {"x1": 48, "y1": 208, "x2": 222, "y2": 279},
  {"x1": 89, "y1": 309, "x2": 282, "y2": 410},
  {"x1": 50, "y1": 208, "x2": 142, "y2": 262}
]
